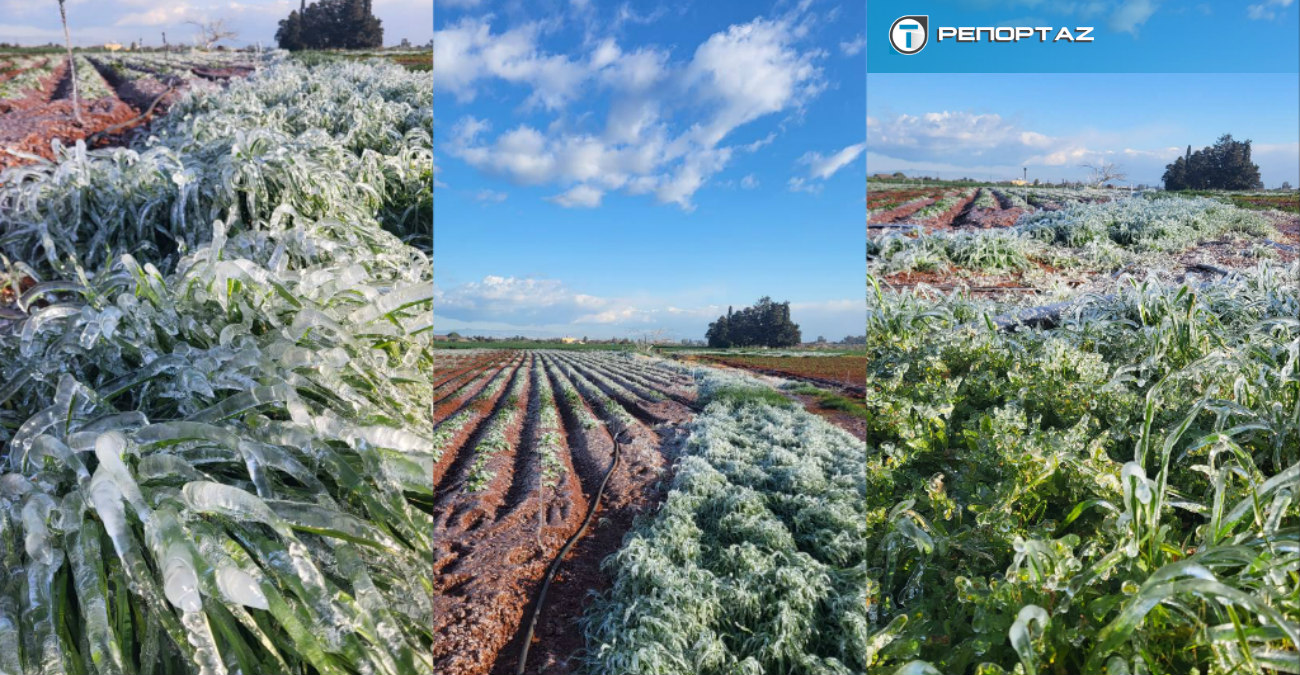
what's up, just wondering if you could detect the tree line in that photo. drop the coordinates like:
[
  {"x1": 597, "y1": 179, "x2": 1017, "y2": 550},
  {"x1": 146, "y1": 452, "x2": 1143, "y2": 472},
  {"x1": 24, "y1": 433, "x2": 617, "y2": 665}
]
[
  {"x1": 705, "y1": 297, "x2": 802, "y2": 348},
  {"x1": 276, "y1": 0, "x2": 383, "y2": 51},
  {"x1": 1162, "y1": 134, "x2": 1263, "y2": 191}
]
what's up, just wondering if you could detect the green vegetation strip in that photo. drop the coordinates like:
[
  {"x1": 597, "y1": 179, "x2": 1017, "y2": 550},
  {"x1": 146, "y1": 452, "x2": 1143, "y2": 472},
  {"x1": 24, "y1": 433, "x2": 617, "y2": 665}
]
[
  {"x1": 865, "y1": 262, "x2": 1299, "y2": 673},
  {"x1": 0, "y1": 56, "x2": 433, "y2": 675},
  {"x1": 581, "y1": 370, "x2": 865, "y2": 675}
]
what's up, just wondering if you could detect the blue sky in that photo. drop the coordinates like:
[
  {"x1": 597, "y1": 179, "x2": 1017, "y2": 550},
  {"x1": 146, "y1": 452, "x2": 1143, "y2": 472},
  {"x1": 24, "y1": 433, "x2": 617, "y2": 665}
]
[
  {"x1": 0, "y1": 1, "x2": 431, "y2": 48},
  {"x1": 868, "y1": 73, "x2": 1300, "y2": 186},
  {"x1": 434, "y1": 0, "x2": 866, "y2": 340},
  {"x1": 868, "y1": 0, "x2": 1300, "y2": 72}
]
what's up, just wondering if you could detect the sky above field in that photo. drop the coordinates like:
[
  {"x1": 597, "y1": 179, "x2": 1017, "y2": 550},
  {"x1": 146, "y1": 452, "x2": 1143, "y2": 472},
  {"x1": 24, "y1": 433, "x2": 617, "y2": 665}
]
[
  {"x1": 867, "y1": 73, "x2": 1300, "y2": 187},
  {"x1": 867, "y1": 0, "x2": 1300, "y2": 72},
  {"x1": 434, "y1": 0, "x2": 866, "y2": 341},
  {"x1": 0, "y1": 1, "x2": 432, "y2": 49}
]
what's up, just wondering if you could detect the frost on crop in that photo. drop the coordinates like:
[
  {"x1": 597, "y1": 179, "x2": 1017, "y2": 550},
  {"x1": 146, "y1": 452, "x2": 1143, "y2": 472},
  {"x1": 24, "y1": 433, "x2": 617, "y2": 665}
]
[
  {"x1": 581, "y1": 367, "x2": 867, "y2": 675},
  {"x1": 865, "y1": 262, "x2": 1300, "y2": 674},
  {"x1": 0, "y1": 56, "x2": 432, "y2": 675}
]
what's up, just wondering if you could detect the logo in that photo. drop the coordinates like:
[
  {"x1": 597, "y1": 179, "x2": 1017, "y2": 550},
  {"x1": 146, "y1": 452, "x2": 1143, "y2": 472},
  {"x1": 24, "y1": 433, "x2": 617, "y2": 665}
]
[{"x1": 889, "y1": 15, "x2": 929, "y2": 55}]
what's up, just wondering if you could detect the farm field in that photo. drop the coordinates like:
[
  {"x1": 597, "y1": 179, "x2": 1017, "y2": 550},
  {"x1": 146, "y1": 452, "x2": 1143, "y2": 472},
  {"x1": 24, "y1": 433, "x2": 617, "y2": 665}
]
[
  {"x1": 867, "y1": 184, "x2": 1299, "y2": 670},
  {"x1": 0, "y1": 54, "x2": 434, "y2": 675},
  {"x1": 0, "y1": 50, "x2": 256, "y2": 173},
  {"x1": 433, "y1": 349, "x2": 867, "y2": 675},
  {"x1": 869, "y1": 182, "x2": 1299, "y2": 299},
  {"x1": 688, "y1": 353, "x2": 867, "y2": 390}
]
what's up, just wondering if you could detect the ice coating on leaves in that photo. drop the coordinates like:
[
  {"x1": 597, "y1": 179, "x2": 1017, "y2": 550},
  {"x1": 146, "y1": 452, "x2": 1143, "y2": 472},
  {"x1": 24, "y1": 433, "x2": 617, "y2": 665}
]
[
  {"x1": 87, "y1": 472, "x2": 129, "y2": 547},
  {"x1": 94, "y1": 431, "x2": 150, "y2": 520},
  {"x1": 182, "y1": 481, "x2": 278, "y2": 525},
  {"x1": 181, "y1": 611, "x2": 228, "y2": 675},
  {"x1": 22, "y1": 493, "x2": 57, "y2": 565},
  {"x1": 162, "y1": 541, "x2": 203, "y2": 612},
  {"x1": 0, "y1": 55, "x2": 434, "y2": 675},
  {"x1": 214, "y1": 564, "x2": 268, "y2": 610},
  {"x1": 1009, "y1": 604, "x2": 1049, "y2": 673},
  {"x1": 1121, "y1": 461, "x2": 1152, "y2": 505}
]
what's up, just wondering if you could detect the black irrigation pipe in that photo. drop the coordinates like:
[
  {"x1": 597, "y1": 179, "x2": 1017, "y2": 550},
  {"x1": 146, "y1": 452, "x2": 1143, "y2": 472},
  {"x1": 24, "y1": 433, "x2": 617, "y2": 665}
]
[
  {"x1": 515, "y1": 421, "x2": 625, "y2": 675},
  {"x1": 85, "y1": 82, "x2": 175, "y2": 147}
]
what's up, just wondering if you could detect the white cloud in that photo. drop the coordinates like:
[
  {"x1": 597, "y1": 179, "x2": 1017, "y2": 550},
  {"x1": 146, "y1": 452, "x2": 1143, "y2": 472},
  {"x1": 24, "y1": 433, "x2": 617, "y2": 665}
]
[
  {"x1": 434, "y1": 275, "x2": 864, "y2": 339},
  {"x1": 1247, "y1": 0, "x2": 1294, "y2": 20},
  {"x1": 740, "y1": 174, "x2": 758, "y2": 189},
  {"x1": 868, "y1": 111, "x2": 1055, "y2": 166},
  {"x1": 799, "y1": 142, "x2": 866, "y2": 180},
  {"x1": 839, "y1": 33, "x2": 864, "y2": 56},
  {"x1": 474, "y1": 189, "x2": 507, "y2": 203},
  {"x1": 684, "y1": 17, "x2": 825, "y2": 147},
  {"x1": 547, "y1": 184, "x2": 603, "y2": 208},
  {"x1": 433, "y1": 17, "x2": 588, "y2": 109},
  {"x1": 115, "y1": 5, "x2": 201, "y2": 27},
  {"x1": 1109, "y1": 0, "x2": 1158, "y2": 35},
  {"x1": 441, "y1": 10, "x2": 826, "y2": 210},
  {"x1": 438, "y1": 0, "x2": 485, "y2": 8},
  {"x1": 787, "y1": 176, "x2": 819, "y2": 193}
]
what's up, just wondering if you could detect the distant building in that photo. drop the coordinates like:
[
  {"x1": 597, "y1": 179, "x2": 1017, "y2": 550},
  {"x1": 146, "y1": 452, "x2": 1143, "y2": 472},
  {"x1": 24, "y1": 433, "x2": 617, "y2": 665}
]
[
  {"x1": 1009, "y1": 179, "x2": 1028, "y2": 186},
  {"x1": 560, "y1": 337, "x2": 583, "y2": 344},
  {"x1": 104, "y1": 43, "x2": 124, "y2": 52},
  {"x1": 400, "y1": 38, "x2": 411, "y2": 48}
]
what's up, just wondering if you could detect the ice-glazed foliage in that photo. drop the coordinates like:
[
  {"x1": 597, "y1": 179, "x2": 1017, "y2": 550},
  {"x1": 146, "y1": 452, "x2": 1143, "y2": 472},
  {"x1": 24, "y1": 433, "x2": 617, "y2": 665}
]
[
  {"x1": 870, "y1": 196, "x2": 1279, "y2": 275},
  {"x1": 0, "y1": 55, "x2": 431, "y2": 278},
  {"x1": 582, "y1": 367, "x2": 866, "y2": 675},
  {"x1": 0, "y1": 57, "x2": 432, "y2": 675},
  {"x1": 866, "y1": 263, "x2": 1299, "y2": 674}
]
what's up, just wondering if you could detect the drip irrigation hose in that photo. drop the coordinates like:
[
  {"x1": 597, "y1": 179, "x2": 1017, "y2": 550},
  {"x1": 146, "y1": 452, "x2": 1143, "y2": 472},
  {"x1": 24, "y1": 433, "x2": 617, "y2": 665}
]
[
  {"x1": 85, "y1": 83, "x2": 175, "y2": 147},
  {"x1": 515, "y1": 423, "x2": 624, "y2": 675}
]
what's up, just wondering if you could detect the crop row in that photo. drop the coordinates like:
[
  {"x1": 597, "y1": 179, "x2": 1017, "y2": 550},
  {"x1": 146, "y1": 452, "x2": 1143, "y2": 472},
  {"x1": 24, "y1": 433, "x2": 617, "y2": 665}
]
[
  {"x1": 864, "y1": 262, "x2": 1298, "y2": 673},
  {"x1": 580, "y1": 366, "x2": 867, "y2": 674},
  {"x1": 0, "y1": 57, "x2": 434, "y2": 675},
  {"x1": 869, "y1": 195, "x2": 1279, "y2": 276}
]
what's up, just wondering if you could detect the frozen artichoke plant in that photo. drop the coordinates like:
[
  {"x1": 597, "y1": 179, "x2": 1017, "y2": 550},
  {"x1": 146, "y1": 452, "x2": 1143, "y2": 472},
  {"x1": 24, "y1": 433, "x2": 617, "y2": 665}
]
[
  {"x1": 581, "y1": 367, "x2": 868, "y2": 675},
  {"x1": 0, "y1": 56, "x2": 432, "y2": 675}
]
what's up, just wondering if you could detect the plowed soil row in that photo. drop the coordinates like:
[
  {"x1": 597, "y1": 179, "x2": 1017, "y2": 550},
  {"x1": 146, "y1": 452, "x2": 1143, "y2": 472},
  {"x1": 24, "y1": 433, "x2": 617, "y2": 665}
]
[
  {"x1": 433, "y1": 351, "x2": 696, "y2": 675},
  {"x1": 1, "y1": 55, "x2": 250, "y2": 174}
]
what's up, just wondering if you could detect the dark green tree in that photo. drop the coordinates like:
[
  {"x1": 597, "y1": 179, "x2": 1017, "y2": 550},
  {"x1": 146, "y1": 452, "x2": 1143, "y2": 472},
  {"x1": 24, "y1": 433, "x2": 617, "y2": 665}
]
[
  {"x1": 275, "y1": 10, "x2": 305, "y2": 50},
  {"x1": 277, "y1": 0, "x2": 383, "y2": 51},
  {"x1": 1163, "y1": 135, "x2": 1263, "y2": 191},
  {"x1": 706, "y1": 298, "x2": 801, "y2": 348}
]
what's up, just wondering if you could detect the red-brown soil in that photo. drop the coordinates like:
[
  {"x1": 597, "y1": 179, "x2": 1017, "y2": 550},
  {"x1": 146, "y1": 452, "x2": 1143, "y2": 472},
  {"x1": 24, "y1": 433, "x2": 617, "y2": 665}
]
[
  {"x1": 692, "y1": 353, "x2": 867, "y2": 390},
  {"x1": 0, "y1": 56, "x2": 249, "y2": 175},
  {"x1": 432, "y1": 351, "x2": 697, "y2": 675},
  {"x1": 792, "y1": 391, "x2": 866, "y2": 441},
  {"x1": 868, "y1": 195, "x2": 937, "y2": 224}
]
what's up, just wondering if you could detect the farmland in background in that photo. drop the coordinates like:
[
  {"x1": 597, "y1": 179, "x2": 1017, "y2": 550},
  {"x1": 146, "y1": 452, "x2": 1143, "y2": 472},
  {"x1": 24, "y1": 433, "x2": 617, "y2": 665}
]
[
  {"x1": 869, "y1": 179, "x2": 1299, "y2": 300},
  {"x1": 867, "y1": 177, "x2": 1299, "y2": 671},
  {"x1": 0, "y1": 49, "x2": 257, "y2": 172},
  {"x1": 0, "y1": 53, "x2": 434, "y2": 675},
  {"x1": 433, "y1": 349, "x2": 866, "y2": 675}
]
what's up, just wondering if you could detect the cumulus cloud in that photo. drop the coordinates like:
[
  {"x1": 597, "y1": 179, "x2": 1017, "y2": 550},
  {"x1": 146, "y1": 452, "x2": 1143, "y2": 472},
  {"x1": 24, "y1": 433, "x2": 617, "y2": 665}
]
[
  {"x1": 437, "y1": 8, "x2": 827, "y2": 210},
  {"x1": 434, "y1": 17, "x2": 589, "y2": 109},
  {"x1": 867, "y1": 111, "x2": 1055, "y2": 166},
  {"x1": 740, "y1": 174, "x2": 759, "y2": 189}
]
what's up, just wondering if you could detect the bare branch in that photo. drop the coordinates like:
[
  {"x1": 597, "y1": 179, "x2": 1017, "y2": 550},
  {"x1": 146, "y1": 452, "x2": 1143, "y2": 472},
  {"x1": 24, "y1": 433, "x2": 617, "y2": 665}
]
[
  {"x1": 187, "y1": 18, "x2": 238, "y2": 50},
  {"x1": 1079, "y1": 161, "x2": 1127, "y2": 187}
]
